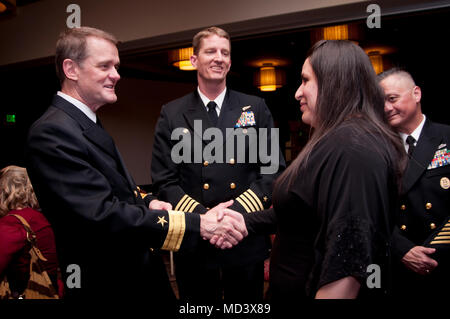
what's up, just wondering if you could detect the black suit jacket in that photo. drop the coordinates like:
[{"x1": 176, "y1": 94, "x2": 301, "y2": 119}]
[
  {"x1": 392, "y1": 118, "x2": 450, "y2": 261},
  {"x1": 151, "y1": 89, "x2": 285, "y2": 267},
  {"x1": 25, "y1": 95, "x2": 201, "y2": 300}
]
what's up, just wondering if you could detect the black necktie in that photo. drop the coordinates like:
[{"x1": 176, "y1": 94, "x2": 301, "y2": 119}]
[
  {"x1": 207, "y1": 101, "x2": 218, "y2": 126},
  {"x1": 406, "y1": 135, "x2": 416, "y2": 156}
]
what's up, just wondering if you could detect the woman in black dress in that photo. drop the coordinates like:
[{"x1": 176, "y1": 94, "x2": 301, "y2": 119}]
[{"x1": 241, "y1": 40, "x2": 406, "y2": 300}]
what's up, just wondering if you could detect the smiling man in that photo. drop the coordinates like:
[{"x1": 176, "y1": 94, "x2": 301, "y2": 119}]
[
  {"x1": 378, "y1": 68, "x2": 450, "y2": 297},
  {"x1": 151, "y1": 26, "x2": 285, "y2": 302},
  {"x1": 25, "y1": 27, "x2": 248, "y2": 301}
]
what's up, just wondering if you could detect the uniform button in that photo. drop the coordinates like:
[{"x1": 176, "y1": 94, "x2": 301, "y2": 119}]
[
  {"x1": 183, "y1": 128, "x2": 189, "y2": 134},
  {"x1": 203, "y1": 183, "x2": 209, "y2": 190},
  {"x1": 229, "y1": 158, "x2": 235, "y2": 165},
  {"x1": 203, "y1": 161, "x2": 209, "y2": 167},
  {"x1": 243, "y1": 128, "x2": 248, "y2": 134},
  {"x1": 400, "y1": 205, "x2": 406, "y2": 211},
  {"x1": 230, "y1": 183, "x2": 236, "y2": 189},
  {"x1": 430, "y1": 223, "x2": 436, "y2": 230},
  {"x1": 400, "y1": 225, "x2": 407, "y2": 231},
  {"x1": 425, "y1": 203, "x2": 432, "y2": 210},
  {"x1": 134, "y1": 190, "x2": 138, "y2": 197}
]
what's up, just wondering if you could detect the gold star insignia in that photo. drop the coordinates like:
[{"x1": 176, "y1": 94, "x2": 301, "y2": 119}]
[
  {"x1": 263, "y1": 196, "x2": 268, "y2": 202},
  {"x1": 157, "y1": 216, "x2": 168, "y2": 227}
]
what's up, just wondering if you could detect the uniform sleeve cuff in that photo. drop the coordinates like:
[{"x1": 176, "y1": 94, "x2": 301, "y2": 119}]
[{"x1": 235, "y1": 189, "x2": 264, "y2": 213}]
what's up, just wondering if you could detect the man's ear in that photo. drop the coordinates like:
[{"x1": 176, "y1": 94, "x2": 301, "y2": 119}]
[
  {"x1": 190, "y1": 55, "x2": 197, "y2": 69},
  {"x1": 62, "y1": 59, "x2": 79, "y2": 81},
  {"x1": 413, "y1": 85, "x2": 422, "y2": 104}
]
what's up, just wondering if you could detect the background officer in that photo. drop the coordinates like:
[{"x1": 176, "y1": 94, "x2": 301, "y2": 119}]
[{"x1": 379, "y1": 68, "x2": 450, "y2": 296}]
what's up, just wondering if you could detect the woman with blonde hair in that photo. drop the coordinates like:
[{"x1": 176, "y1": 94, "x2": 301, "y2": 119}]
[{"x1": 0, "y1": 165, "x2": 59, "y2": 298}]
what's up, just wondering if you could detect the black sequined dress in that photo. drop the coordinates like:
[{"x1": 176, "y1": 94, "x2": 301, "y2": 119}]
[{"x1": 269, "y1": 119, "x2": 398, "y2": 300}]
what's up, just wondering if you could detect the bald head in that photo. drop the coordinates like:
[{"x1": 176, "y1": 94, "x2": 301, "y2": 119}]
[{"x1": 378, "y1": 69, "x2": 423, "y2": 134}]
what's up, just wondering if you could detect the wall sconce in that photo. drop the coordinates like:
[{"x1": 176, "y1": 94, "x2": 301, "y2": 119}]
[
  {"x1": 0, "y1": 0, "x2": 16, "y2": 15},
  {"x1": 368, "y1": 51, "x2": 383, "y2": 74},
  {"x1": 323, "y1": 24, "x2": 349, "y2": 40},
  {"x1": 310, "y1": 23, "x2": 361, "y2": 45},
  {"x1": 169, "y1": 47, "x2": 196, "y2": 71},
  {"x1": 363, "y1": 46, "x2": 395, "y2": 75},
  {"x1": 255, "y1": 64, "x2": 285, "y2": 92}
]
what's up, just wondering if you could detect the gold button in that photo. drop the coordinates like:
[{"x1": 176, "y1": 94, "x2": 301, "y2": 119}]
[
  {"x1": 203, "y1": 183, "x2": 209, "y2": 190},
  {"x1": 229, "y1": 158, "x2": 235, "y2": 165},
  {"x1": 400, "y1": 205, "x2": 406, "y2": 211},
  {"x1": 134, "y1": 190, "x2": 138, "y2": 197},
  {"x1": 430, "y1": 223, "x2": 436, "y2": 230},
  {"x1": 183, "y1": 128, "x2": 189, "y2": 134},
  {"x1": 203, "y1": 161, "x2": 209, "y2": 167},
  {"x1": 400, "y1": 225, "x2": 407, "y2": 231},
  {"x1": 243, "y1": 128, "x2": 248, "y2": 134},
  {"x1": 230, "y1": 183, "x2": 236, "y2": 189},
  {"x1": 426, "y1": 203, "x2": 432, "y2": 210}
]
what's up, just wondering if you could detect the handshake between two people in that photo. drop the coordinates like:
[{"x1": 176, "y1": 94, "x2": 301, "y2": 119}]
[{"x1": 149, "y1": 199, "x2": 248, "y2": 250}]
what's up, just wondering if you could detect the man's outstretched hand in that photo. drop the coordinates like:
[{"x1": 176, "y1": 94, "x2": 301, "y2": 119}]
[{"x1": 200, "y1": 200, "x2": 248, "y2": 249}]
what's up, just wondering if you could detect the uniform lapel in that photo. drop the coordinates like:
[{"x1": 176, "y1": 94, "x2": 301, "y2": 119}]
[
  {"x1": 183, "y1": 92, "x2": 212, "y2": 145},
  {"x1": 52, "y1": 95, "x2": 132, "y2": 188},
  {"x1": 403, "y1": 119, "x2": 442, "y2": 194}
]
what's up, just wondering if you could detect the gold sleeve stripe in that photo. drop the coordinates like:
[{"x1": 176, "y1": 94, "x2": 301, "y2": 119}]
[
  {"x1": 430, "y1": 240, "x2": 450, "y2": 244},
  {"x1": 434, "y1": 236, "x2": 450, "y2": 240},
  {"x1": 188, "y1": 201, "x2": 199, "y2": 213},
  {"x1": 161, "y1": 211, "x2": 186, "y2": 251},
  {"x1": 175, "y1": 195, "x2": 189, "y2": 211},
  {"x1": 437, "y1": 232, "x2": 450, "y2": 236},
  {"x1": 246, "y1": 189, "x2": 264, "y2": 211},
  {"x1": 180, "y1": 198, "x2": 194, "y2": 212},
  {"x1": 184, "y1": 199, "x2": 196, "y2": 213},
  {"x1": 236, "y1": 197, "x2": 251, "y2": 213},
  {"x1": 442, "y1": 227, "x2": 450, "y2": 231},
  {"x1": 445, "y1": 223, "x2": 450, "y2": 227},
  {"x1": 241, "y1": 192, "x2": 257, "y2": 212}
]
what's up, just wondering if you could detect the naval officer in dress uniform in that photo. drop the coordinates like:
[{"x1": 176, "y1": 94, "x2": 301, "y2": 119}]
[
  {"x1": 25, "y1": 26, "x2": 248, "y2": 301},
  {"x1": 379, "y1": 68, "x2": 450, "y2": 297},
  {"x1": 151, "y1": 26, "x2": 285, "y2": 302}
]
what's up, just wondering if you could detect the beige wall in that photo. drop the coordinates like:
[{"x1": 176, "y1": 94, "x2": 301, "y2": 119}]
[
  {"x1": 0, "y1": 0, "x2": 365, "y2": 66},
  {"x1": 98, "y1": 78, "x2": 195, "y2": 185}
]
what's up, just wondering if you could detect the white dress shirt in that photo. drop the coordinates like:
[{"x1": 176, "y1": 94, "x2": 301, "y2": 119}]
[
  {"x1": 197, "y1": 87, "x2": 226, "y2": 117},
  {"x1": 399, "y1": 114, "x2": 426, "y2": 153},
  {"x1": 57, "y1": 91, "x2": 97, "y2": 123}
]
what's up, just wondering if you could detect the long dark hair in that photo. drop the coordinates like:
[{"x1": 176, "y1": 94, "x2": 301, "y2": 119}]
[{"x1": 275, "y1": 40, "x2": 405, "y2": 189}]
